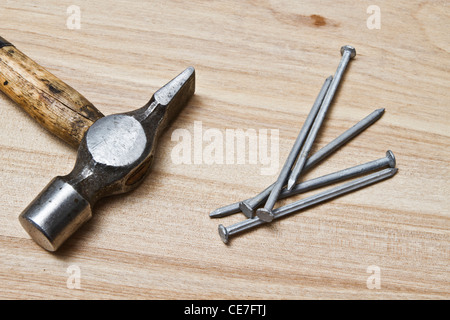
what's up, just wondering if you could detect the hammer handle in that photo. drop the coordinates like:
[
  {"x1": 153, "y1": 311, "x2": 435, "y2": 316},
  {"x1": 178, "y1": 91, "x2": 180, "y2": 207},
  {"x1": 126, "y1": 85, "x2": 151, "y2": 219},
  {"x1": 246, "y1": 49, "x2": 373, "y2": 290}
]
[{"x1": 0, "y1": 37, "x2": 104, "y2": 147}]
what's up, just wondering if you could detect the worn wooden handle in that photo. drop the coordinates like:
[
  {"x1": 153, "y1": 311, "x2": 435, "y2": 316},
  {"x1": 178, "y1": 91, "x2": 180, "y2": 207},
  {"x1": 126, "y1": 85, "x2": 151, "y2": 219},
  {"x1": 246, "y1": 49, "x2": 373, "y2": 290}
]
[{"x1": 0, "y1": 37, "x2": 104, "y2": 147}]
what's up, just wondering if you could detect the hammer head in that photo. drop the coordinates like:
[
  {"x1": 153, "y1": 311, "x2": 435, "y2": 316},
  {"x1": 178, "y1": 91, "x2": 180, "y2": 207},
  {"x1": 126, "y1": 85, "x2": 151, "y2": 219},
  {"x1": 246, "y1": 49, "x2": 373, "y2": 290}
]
[{"x1": 19, "y1": 67, "x2": 195, "y2": 251}]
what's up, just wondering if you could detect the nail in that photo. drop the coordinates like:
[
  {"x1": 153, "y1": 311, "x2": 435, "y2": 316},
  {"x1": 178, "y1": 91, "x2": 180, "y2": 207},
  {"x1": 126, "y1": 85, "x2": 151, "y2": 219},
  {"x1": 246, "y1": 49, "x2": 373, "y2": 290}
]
[
  {"x1": 256, "y1": 45, "x2": 357, "y2": 222},
  {"x1": 218, "y1": 167, "x2": 397, "y2": 244},
  {"x1": 237, "y1": 107, "x2": 384, "y2": 219},
  {"x1": 209, "y1": 202, "x2": 242, "y2": 218},
  {"x1": 256, "y1": 76, "x2": 332, "y2": 223},
  {"x1": 277, "y1": 150, "x2": 395, "y2": 200},
  {"x1": 302, "y1": 108, "x2": 384, "y2": 170},
  {"x1": 286, "y1": 45, "x2": 357, "y2": 191}
]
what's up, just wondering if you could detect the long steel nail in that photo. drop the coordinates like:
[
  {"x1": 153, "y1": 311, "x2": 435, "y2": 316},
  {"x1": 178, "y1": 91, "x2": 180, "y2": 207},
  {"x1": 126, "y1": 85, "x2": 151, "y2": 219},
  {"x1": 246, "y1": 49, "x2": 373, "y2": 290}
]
[
  {"x1": 218, "y1": 167, "x2": 398, "y2": 243},
  {"x1": 277, "y1": 150, "x2": 395, "y2": 199},
  {"x1": 209, "y1": 202, "x2": 242, "y2": 218},
  {"x1": 236, "y1": 107, "x2": 385, "y2": 219},
  {"x1": 286, "y1": 45, "x2": 357, "y2": 192},
  {"x1": 255, "y1": 76, "x2": 332, "y2": 224}
]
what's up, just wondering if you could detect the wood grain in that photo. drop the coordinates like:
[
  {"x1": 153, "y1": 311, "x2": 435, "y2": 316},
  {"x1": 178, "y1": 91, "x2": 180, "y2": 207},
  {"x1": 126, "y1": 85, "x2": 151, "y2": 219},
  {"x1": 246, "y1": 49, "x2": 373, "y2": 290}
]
[{"x1": 0, "y1": 0, "x2": 448, "y2": 299}]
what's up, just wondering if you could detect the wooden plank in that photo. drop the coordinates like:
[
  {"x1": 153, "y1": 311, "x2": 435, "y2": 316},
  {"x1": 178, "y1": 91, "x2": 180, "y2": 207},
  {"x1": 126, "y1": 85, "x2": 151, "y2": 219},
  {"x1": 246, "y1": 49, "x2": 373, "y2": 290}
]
[{"x1": 0, "y1": 0, "x2": 448, "y2": 299}]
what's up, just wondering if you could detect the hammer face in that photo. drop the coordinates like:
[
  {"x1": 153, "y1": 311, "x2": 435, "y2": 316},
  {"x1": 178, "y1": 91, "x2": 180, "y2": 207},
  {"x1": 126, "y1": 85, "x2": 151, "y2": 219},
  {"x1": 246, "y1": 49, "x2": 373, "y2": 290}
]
[{"x1": 19, "y1": 177, "x2": 92, "y2": 251}]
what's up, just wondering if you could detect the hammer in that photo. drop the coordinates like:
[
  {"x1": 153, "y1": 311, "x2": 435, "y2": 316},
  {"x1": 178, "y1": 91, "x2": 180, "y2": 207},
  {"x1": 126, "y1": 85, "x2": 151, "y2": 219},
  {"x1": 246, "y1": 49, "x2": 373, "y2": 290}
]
[{"x1": 0, "y1": 36, "x2": 195, "y2": 251}]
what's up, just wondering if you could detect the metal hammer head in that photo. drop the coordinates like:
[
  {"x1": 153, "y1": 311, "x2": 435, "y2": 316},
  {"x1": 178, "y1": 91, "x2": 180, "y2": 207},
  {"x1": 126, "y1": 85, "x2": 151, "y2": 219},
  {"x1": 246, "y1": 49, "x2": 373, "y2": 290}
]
[{"x1": 19, "y1": 67, "x2": 195, "y2": 251}]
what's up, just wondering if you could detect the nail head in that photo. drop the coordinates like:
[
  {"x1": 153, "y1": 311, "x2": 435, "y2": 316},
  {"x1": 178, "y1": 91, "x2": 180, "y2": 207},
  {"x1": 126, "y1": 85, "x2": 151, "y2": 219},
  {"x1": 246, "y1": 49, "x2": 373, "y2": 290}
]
[
  {"x1": 386, "y1": 150, "x2": 396, "y2": 168},
  {"x1": 256, "y1": 207, "x2": 274, "y2": 222},
  {"x1": 218, "y1": 224, "x2": 229, "y2": 243},
  {"x1": 340, "y1": 45, "x2": 356, "y2": 59}
]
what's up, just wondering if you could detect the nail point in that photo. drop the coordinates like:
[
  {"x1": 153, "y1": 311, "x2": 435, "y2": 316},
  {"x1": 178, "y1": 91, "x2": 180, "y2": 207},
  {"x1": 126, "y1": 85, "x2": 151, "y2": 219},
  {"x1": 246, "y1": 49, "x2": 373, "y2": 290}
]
[
  {"x1": 209, "y1": 208, "x2": 226, "y2": 218},
  {"x1": 286, "y1": 178, "x2": 296, "y2": 191},
  {"x1": 209, "y1": 209, "x2": 219, "y2": 218}
]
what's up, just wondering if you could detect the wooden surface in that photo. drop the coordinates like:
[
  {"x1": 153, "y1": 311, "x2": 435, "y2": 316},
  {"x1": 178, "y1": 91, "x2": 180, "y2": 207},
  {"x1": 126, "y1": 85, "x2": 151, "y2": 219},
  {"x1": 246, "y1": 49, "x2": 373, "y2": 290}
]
[{"x1": 0, "y1": 0, "x2": 448, "y2": 299}]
